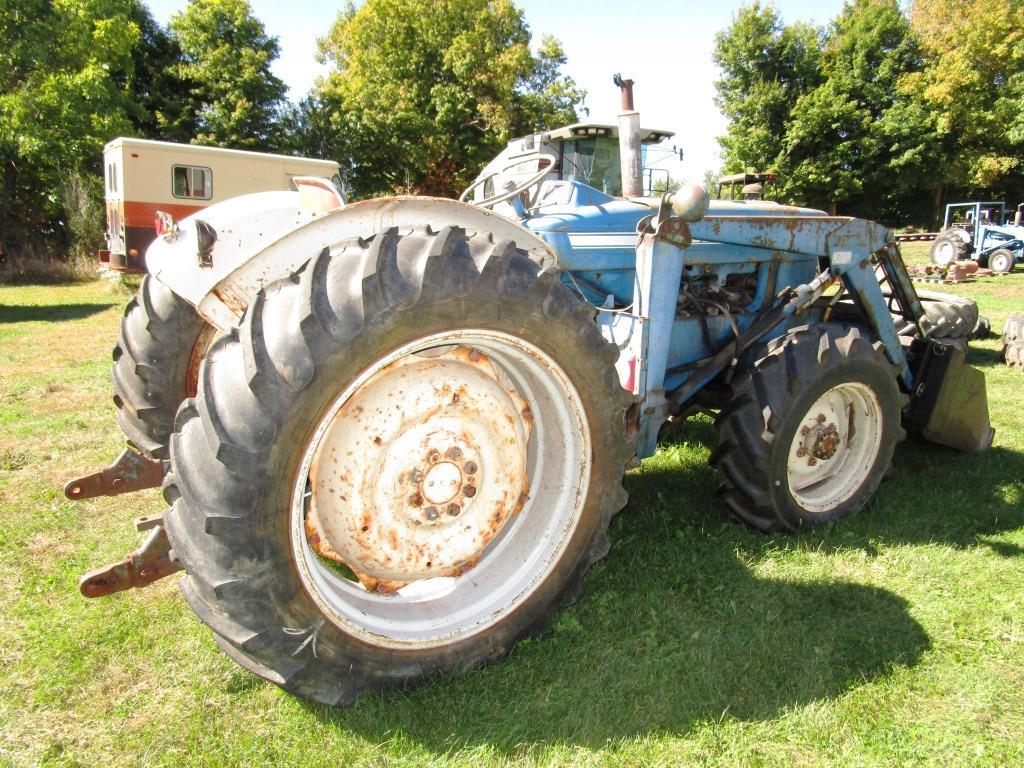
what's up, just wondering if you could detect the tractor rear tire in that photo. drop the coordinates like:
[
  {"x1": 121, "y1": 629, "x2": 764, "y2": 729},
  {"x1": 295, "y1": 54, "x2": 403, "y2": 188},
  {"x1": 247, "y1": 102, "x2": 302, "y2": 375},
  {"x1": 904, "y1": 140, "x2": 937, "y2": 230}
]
[
  {"x1": 112, "y1": 275, "x2": 213, "y2": 459},
  {"x1": 711, "y1": 324, "x2": 905, "y2": 532},
  {"x1": 930, "y1": 229, "x2": 971, "y2": 265},
  {"x1": 987, "y1": 248, "x2": 1015, "y2": 275},
  {"x1": 163, "y1": 225, "x2": 633, "y2": 706}
]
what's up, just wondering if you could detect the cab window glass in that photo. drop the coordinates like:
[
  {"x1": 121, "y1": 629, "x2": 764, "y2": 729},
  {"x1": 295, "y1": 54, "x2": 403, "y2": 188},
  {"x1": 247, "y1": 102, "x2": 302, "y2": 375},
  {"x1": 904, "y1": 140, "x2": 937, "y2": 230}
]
[
  {"x1": 172, "y1": 165, "x2": 213, "y2": 199},
  {"x1": 559, "y1": 137, "x2": 622, "y2": 196}
]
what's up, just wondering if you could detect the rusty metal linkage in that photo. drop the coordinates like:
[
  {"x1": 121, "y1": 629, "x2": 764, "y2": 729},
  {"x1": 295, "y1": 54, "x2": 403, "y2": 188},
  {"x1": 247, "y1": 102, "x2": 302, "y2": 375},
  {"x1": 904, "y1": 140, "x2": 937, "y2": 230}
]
[
  {"x1": 79, "y1": 520, "x2": 182, "y2": 598},
  {"x1": 64, "y1": 448, "x2": 165, "y2": 500}
]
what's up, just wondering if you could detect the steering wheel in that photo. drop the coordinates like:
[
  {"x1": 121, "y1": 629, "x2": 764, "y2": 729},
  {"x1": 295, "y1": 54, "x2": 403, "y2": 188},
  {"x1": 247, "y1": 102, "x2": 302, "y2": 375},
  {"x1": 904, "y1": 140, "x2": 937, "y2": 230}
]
[{"x1": 459, "y1": 156, "x2": 555, "y2": 209}]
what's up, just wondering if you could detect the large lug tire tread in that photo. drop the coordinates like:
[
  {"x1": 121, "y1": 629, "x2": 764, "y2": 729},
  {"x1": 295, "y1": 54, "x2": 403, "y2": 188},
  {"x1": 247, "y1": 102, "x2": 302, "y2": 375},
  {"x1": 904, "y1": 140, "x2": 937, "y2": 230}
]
[
  {"x1": 163, "y1": 225, "x2": 634, "y2": 706},
  {"x1": 1005, "y1": 340, "x2": 1024, "y2": 369},
  {"x1": 710, "y1": 324, "x2": 906, "y2": 533},
  {"x1": 1002, "y1": 313, "x2": 1024, "y2": 352},
  {"x1": 929, "y1": 229, "x2": 972, "y2": 265},
  {"x1": 894, "y1": 289, "x2": 979, "y2": 340},
  {"x1": 112, "y1": 275, "x2": 208, "y2": 459}
]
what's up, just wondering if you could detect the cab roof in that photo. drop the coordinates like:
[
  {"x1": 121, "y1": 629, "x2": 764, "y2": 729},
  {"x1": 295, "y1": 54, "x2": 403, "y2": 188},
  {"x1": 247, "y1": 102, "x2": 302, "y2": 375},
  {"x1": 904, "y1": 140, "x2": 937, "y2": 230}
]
[{"x1": 541, "y1": 123, "x2": 675, "y2": 144}]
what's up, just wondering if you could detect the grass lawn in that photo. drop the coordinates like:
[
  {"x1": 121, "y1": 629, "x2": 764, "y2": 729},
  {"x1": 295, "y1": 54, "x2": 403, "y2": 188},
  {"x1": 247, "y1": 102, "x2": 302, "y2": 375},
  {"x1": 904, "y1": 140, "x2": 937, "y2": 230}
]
[{"x1": 1, "y1": 247, "x2": 1022, "y2": 767}]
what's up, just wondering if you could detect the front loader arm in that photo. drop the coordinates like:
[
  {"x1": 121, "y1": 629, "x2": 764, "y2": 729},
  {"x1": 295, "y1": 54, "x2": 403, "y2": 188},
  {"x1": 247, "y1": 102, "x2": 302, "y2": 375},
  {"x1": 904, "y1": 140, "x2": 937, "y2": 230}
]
[{"x1": 690, "y1": 213, "x2": 913, "y2": 385}]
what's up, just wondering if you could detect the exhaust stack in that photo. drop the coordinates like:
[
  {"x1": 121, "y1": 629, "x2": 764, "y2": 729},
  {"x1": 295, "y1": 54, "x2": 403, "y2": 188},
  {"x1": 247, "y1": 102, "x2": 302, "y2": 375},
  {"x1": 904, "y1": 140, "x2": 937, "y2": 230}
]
[{"x1": 614, "y1": 74, "x2": 643, "y2": 198}]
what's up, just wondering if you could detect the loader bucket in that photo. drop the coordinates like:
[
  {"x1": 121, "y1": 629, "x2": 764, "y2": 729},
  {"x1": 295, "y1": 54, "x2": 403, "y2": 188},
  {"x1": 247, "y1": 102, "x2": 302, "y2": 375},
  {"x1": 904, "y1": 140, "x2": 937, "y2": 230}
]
[{"x1": 904, "y1": 339, "x2": 994, "y2": 452}]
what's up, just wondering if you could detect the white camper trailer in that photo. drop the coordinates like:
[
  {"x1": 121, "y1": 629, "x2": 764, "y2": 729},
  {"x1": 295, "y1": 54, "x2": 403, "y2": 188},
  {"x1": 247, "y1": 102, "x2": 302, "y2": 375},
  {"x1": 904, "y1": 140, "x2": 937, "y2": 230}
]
[{"x1": 101, "y1": 137, "x2": 342, "y2": 272}]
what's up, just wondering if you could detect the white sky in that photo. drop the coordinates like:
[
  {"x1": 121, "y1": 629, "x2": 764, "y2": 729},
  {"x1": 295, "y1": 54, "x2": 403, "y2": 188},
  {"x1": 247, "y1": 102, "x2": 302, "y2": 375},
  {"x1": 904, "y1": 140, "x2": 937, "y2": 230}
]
[{"x1": 145, "y1": 0, "x2": 847, "y2": 183}]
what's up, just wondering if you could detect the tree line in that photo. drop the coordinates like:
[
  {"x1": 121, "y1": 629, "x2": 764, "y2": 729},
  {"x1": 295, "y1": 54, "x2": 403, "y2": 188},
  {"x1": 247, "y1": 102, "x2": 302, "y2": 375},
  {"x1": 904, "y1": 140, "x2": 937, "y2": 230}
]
[
  {"x1": 0, "y1": 0, "x2": 583, "y2": 260},
  {"x1": 714, "y1": 0, "x2": 1024, "y2": 226}
]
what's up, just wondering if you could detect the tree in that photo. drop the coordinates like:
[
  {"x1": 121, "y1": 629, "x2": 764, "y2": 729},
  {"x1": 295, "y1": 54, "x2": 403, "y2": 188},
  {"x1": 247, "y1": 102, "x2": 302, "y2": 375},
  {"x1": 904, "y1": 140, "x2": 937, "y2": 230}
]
[
  {"x1": 121, "y1": 3, "x2": 197, "y2": 143},
  {"x1": 712, "y1": 2, "x2": 822, "y2": 179},
  {"x1": 0, "y1": 0, "x2": 139, "y2": 254},
  {"x1": 314, "y1": 0, "x2": 584, "y2": 198},
  {"x1": 909, "y1": 0, "x2": 1024, "y2": 204},
  {"x1": 779, "y1": 0, "x2": 939, "y2": 221},
  {"x1": 170, "y1": 0, "x2": 288, "y2": 151}
]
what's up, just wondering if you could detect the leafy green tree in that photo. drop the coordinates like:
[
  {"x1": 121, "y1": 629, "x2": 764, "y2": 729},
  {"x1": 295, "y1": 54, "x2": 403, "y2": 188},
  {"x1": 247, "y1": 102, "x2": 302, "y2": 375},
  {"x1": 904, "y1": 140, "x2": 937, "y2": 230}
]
[
  {"x1": 280, "y1": 94, "x2": 347, "y2": 165},
  {"x1": 121, "y1": 3, "x2": 197, "y2": 143},
  {"x1": 513, "y1": 35, "x2": 586, "y2": 135},
  {"x1": 712, "y1": 2, "x2": 822, "y2": 179},
  {"x1": 909, "y1": 0, "x2": 1024, "y2": 204},
  {"x1": 780, "y1": 0, "x2": 939, "y2": 222},
  {"x1": 0, "y1": 0, "x2": 139, "y2": 254},
  {"x1": 170, "y1": 0, "x2": 288, "y2": 151},
  {"x1": 314, "y1": 0, "x2": 584, "y2": 197}
]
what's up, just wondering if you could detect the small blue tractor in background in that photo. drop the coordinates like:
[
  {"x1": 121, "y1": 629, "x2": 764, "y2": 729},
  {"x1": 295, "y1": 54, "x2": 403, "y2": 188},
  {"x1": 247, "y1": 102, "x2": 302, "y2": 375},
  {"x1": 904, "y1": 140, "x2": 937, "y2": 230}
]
[
  {"x1": 66, "y1": 77, "x2": 994, "y2": 706},
  {"x1": 930, "y1": 200, "x2": 1024, "y2": 273}
]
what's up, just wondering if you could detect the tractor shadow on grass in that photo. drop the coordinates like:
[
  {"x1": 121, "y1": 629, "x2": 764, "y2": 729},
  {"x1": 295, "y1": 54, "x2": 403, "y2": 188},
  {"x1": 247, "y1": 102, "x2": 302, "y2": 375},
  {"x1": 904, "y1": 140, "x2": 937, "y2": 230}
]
[
  {"x1": 0, "y1": 302, "x2": 116, "y2": 323},
  {"x1": 302, "y1": 418, "x2": 934, "y2": 752}
]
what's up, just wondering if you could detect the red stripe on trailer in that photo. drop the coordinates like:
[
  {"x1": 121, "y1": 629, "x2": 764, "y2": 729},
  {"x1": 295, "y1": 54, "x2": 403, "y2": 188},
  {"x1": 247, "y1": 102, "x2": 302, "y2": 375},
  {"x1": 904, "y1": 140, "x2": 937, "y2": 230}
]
[{"x1": 121, "y1": 200, "x2": 206, "y2": 229}]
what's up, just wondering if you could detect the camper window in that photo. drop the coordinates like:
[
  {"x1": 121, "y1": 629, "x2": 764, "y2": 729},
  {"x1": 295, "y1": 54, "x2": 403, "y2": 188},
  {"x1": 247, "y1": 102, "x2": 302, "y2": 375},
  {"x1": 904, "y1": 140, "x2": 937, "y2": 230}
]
[{"x1": 172, "y1": 165, "x2": 213, "y2": 200}]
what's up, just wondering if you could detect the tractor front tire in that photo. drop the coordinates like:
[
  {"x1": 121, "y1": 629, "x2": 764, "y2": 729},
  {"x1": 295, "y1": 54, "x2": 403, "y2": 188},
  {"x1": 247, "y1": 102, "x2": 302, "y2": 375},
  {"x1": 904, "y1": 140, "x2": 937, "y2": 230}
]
[
  {"x1": 163, "y1": 225, "x2": 633, "y2": 705},
  {"x1": 113, "y1": 275, "x2": 212, "y2": 459},
  {"x1": 711, "y1": 324, "x2": 905, "y2": 532},
  {"x1": 987, "y1": 248, "x2": 1015, "y2": 275}
]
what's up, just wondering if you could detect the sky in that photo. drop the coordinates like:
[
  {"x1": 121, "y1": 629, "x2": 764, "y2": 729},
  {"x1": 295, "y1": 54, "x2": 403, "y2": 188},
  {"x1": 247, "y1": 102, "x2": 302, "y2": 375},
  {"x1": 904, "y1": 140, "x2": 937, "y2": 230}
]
[{"x1": 145, "y1": 0, "x2": 848, "y2": 183}]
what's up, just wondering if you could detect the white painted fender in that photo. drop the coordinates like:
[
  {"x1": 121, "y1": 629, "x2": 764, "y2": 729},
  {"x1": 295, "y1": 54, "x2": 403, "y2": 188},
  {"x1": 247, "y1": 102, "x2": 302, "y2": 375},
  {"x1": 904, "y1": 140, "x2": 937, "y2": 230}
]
[{"x1": 146, "y1": 194, "x2": 554, "y2": 330}]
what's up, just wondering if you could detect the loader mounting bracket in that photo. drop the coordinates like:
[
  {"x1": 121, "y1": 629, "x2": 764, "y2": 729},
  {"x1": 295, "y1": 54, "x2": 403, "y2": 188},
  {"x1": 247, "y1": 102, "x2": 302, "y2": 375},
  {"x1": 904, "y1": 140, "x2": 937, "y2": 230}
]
[
  {"x1": 64, "y1": 448, "x2": 166, "y2": 500},
  {"x1": 79, "y1": 519, "x2": 182, "y2": 598}
]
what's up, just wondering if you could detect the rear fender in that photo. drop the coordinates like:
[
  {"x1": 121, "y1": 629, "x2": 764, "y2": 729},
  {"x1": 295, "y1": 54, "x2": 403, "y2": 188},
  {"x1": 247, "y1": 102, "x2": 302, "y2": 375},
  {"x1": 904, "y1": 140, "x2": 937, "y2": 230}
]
[{"x1": 147, "y1": 195, "x2": 553, "y2": 330}]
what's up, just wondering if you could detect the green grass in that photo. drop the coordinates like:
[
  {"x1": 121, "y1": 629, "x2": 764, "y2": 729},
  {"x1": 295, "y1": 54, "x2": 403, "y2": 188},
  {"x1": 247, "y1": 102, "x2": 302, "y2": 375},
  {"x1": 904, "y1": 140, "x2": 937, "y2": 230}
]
[{"x1": 1, "y1": 262, "x2": 1022, "y2": 767}]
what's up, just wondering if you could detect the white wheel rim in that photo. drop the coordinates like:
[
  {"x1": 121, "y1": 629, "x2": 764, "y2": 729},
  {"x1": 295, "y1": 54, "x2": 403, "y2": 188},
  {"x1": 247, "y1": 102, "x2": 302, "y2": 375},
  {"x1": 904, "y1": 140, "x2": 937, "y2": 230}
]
[
  {"x1": 785, "y1": 382, "x2": 883, "y2": 514},
  {"x1": 934, "y1": 241, "x2": 955, "y2": 265},
  {"x1": 991, "y1": 252, "x2": 1010, "y2": 273},
  {"x1": 290, "y1": 330, "x2": 591, "y2": 649}
]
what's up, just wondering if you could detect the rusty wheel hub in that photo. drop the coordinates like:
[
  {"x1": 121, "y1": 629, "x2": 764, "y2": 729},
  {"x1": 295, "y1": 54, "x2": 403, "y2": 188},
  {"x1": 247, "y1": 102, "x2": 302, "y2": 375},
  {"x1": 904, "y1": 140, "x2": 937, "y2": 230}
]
[
  {"x1": 305, "y1": 346, "x2": 532, "y2": 593},
  {"x1": 786, "y1": 382, "x2": 883, "y2": 513},
  {"x1": 290, "y1": 329, "x2": 591, "y2": 649}
]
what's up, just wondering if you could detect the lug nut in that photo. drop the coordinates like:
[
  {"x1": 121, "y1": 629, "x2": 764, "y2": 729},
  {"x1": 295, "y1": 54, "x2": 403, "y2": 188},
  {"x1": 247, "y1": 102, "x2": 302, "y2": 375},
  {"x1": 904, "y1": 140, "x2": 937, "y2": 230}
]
[
  {"x1": 425, "y1": 506, "x2": 439, "y2": 521},
  {"x1": 463, "y1": 485, "x2": 477, "y2": 498},
  {"x1": 464, "y1": 461, "x2": 477, "y2": 475},
  {"x1": 446, "y1": 446, "x2": 462, "y2": 460},
  {"x1": 446, "y1": 503, "x2": 461, "y2": 517},
  {"x1": 409, "y1": 493, "x2": 423, "y2": 507},
  {"x1": 428, "y1": 450, "x2": 440, "y2": 464}
]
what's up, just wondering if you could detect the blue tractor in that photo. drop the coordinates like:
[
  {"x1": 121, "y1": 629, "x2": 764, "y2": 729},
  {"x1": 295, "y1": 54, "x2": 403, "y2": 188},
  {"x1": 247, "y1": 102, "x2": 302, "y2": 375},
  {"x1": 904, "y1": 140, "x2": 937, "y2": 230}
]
[
  {"x1": 67, "y1": 81, "x2": 993, "y2": 706},
  {"x1": 930, "y1": 200, "x2": 1024, "y2": 274}
]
